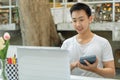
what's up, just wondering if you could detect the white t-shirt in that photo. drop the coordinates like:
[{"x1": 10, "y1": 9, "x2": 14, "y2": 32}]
[{"x1": 61, "y1": 34, "x2": 114, "y2": 78}]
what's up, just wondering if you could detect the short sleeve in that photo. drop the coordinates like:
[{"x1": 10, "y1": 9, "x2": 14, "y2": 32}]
[
  {"x1": 102, "y1": 40, "x2": 114, "y2": 62},
  {"x1": 61, "y1": 40, "x2": 68, "y2": 49}
]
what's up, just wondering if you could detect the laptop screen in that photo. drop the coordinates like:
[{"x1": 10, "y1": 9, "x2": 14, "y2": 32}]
[{"x1": 17, "y1": 46, "x2": 70, "y2": 80}]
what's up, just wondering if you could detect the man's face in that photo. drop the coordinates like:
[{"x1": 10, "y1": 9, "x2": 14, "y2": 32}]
[{"x1": 71, "y1": 10, "x2": 92, "y2": 34}]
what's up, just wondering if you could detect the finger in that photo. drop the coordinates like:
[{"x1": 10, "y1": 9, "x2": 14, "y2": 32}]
[
  {"x1": 93, "y1": 57, "x2": 98, "y2": 65},
  {"x1": 74, "y1": 61, "x2": 80, "y2": 67},
  {"x1": 81, "y1": 64, "x2": 90, "y2": 70},
  {"x1": 96, "y1": 57, "x2": 98, "y2": 63},
  {"x1": 84, "y1": 60, "x2": 90, "y2": 66},
  {"x1": 78, "y1": 62, "x2": 84, "y2": 68},
  {"x1": 80, "y1": 64, "x2": 86, "y2": 69}
]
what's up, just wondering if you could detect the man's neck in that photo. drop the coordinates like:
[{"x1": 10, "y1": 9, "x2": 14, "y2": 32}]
[{"x1": 76, "y1": 31, "x2": 94, "y2": 44}]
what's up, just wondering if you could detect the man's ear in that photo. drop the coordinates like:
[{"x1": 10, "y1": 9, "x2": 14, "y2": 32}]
[{"x1": 89, "y1": 16, "x2": 93, "y2": 23}]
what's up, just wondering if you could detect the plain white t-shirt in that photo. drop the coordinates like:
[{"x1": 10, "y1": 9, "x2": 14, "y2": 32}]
[{"x1": 61, "y1": 34, "x2": 114, "y2": 78}]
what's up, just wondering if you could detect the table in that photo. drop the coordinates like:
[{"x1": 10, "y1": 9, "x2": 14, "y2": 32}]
[
  {"x1": 0, "y1": 75, "x2": 118, "y2": 80},
  {"x1": 71, "y1": 75, "x2": 118, "y2": 80}
]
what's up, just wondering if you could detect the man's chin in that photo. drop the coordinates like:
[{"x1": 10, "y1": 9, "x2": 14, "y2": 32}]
[{"x1": 77, "y1": 30, "x2": 84, "y2": 34}]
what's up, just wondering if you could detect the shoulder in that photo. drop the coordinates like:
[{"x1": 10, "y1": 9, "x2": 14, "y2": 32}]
[
  {"x1": 63, "y1": 36, "x2": 76, "y2": 45},
  {"x1": 94, "y1": 34, "x2": 109, "y2": 44},
  {"x1": 93, "y1": 34, "x2": 112, "y2": 49},
  {"x1": 61, "y1": 35, "x2": 76, "y2": 49}
]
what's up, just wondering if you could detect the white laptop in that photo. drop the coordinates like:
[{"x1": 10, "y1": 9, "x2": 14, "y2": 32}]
[{"x1": 17, "y1": 46, "x2": 70, "y2": 80}]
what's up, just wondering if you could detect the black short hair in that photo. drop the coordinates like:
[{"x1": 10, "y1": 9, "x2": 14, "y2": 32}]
[{"x1": 70, "y1": 3, "x2": 91, "y2": 17}]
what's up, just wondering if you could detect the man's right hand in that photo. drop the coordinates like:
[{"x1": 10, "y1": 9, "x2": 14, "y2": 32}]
[{"x1": 70, "y1": 61, "x2": 79, "y2": 71}]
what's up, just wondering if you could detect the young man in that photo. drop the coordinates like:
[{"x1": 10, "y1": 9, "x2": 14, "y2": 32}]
[{"x1": 61, "y1": 3, "x2": 115, "y2": 78}]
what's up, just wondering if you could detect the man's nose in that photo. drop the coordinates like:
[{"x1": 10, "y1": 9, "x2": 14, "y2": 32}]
[{"x1": 76, "y1": 21, "x2": 81, "y2": 26}]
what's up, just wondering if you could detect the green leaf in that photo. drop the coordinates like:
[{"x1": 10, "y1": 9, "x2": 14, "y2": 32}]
[{"x1": 0, "y1": 40, "x2": 9, "y2": 60}]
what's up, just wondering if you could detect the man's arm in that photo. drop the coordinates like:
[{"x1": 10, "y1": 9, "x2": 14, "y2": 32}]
[
  {"x1": 78, "y1": 58, "x2": 116, "y2": 78},
  {"x1": 92, "y1": 60, "x2": 116, "y2": 78}
]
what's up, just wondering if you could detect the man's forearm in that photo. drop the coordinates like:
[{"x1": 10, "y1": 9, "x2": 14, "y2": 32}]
[{"x1": 92, "y1": 67, "x2": 116, "y2": 78}]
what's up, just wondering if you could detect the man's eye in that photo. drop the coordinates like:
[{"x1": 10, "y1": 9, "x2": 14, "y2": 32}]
[
  {"x1": 80, "y1": 19, "x2": 84, "y2": 21},
  {"x1": 72, "y1": 20, "x2": 76, "y2": 22}
]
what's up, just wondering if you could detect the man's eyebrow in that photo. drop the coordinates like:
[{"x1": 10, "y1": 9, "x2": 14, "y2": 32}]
[{"x1": 72, "y1": 16, "x2": 84, "y2": 20}]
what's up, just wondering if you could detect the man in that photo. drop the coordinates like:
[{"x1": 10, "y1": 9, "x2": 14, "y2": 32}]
[{"x1": 61, "y1": 3, "x2": 115, "y2": 78}]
